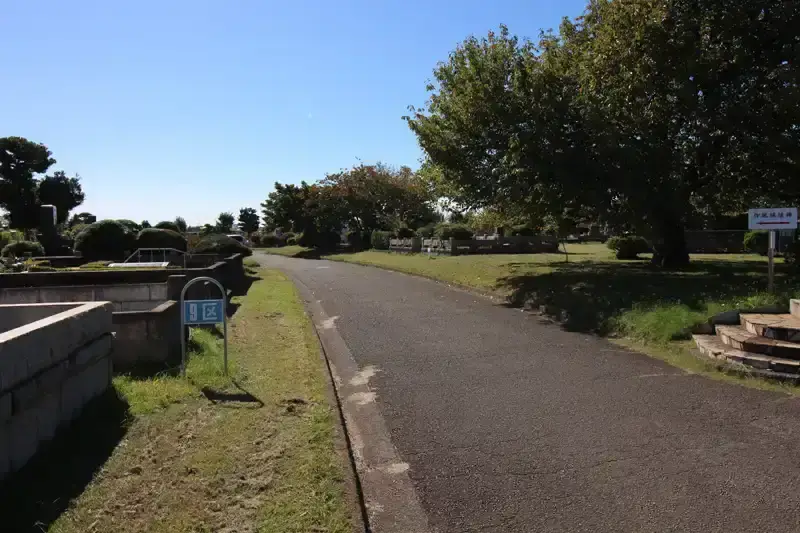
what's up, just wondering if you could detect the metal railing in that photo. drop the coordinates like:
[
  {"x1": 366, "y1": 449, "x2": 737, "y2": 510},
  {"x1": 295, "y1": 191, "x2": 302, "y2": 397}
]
[{"x1": 123, "y1": 248, "x2": 186, "y2": 268}]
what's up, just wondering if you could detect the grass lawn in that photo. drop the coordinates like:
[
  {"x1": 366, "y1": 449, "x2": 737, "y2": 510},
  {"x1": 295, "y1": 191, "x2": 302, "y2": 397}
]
[
  {"x1": 4, "y1": 268, "x2": 356, "y2": 533},
  {"x1": 261, "y1": 243, "x2": 800, "y2": 391}
]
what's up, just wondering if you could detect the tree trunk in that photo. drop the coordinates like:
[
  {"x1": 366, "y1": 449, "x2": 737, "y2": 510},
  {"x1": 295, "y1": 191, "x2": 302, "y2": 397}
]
[{"x1": 650, "y1": 214, "x2": 690, "y2": 268}]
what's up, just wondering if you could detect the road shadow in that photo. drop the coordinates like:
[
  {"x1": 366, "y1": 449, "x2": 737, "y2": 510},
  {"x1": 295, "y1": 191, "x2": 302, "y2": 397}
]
[
  {"x1": 497, "y1": 259, "x2": 793, "y2": 334},
  {"x1": 0, "y1": 389, "x2": 130, "y2": 532}
]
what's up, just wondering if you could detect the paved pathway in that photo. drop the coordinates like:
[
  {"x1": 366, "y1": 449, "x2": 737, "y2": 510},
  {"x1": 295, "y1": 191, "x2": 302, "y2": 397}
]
[{"x1": 258, "y1": 253, "x2": 800, "y2": 532}]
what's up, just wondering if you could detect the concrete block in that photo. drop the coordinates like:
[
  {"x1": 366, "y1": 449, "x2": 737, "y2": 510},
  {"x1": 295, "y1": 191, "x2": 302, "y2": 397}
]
[
  {"x1": 9, "y1": 408, "x2": 38, "y2": 471},
  {"x1": 0, "y1": 422, "x2": 10, "y2": 481},
  {"x1": 0, "y1": 392, "x2": 11, "y2": 422},
  {"x1": 0, "y1": 288, "x2": 40, "y2": 305},
  {"x1": 39, "y1": 286, "x2": 94, "y2": 303},
  {"x1": 96, "y1": 284, "x2": 151, "y2": 303},
  {"x1": 35, "y1": 392, "x2": 61, "y2": 442},
  {"x1": 12, "y1": 377, "x2": 39, "y2": 413},
  {"x1": 60, "y1": 373, "x2": 84, "y2": 424},
  {"x1": 37, "y1": 360, "x2": 69, "y2": 395},
  {"x1": 74, "y1": 334, "x2": 113, "y2": 368},
  {"x1": 150, "y1": 283, "x2": 168, "y2": 301}
]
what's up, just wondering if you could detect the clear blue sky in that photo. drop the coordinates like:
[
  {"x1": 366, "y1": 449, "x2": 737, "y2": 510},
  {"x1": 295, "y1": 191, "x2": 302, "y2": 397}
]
[{"x1": 1, "y1": 0, "x2": 586, "y2": 226}]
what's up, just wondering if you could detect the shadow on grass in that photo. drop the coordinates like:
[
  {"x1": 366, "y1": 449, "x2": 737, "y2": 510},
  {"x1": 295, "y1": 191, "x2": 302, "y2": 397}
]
[
  {"x1": 201, "y1": 380, "x2": 264, "y2": 407},
  {"x1": 498, "y1": 259, "x2": 794, "y2": 334},
  {"x1": 0, "y1": 389, "x2": 130, "y2": 532}
]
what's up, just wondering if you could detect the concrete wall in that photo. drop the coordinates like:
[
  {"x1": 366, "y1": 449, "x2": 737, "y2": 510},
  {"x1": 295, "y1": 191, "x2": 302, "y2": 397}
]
[
  {"x1": 0, "y1": 303, "x2": 81, "y2": 334},
  {"x1": 112, "y1": 301, "x2": 182, "y2": 371},
  {"x1": 0, "y1": 282, "x2": 168, "y2": 312},
  {"x1": 0, "y1": 302, "x2": 114, "y2": 481}
]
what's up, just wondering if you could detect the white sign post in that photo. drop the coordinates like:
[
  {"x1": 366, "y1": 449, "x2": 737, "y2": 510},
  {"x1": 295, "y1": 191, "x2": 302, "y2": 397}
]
[{"x1": 748, "y1": 207, "x2": 798, "y2": 292}]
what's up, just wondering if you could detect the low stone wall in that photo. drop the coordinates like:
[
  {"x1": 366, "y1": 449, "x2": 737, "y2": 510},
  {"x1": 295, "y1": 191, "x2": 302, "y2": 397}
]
[
  {"x1": 0, "y1": 302, "x2": 114, "y2": 481},
  {"x1": 0, "y1": 282, "x2": 169, "y2": 312},
  {"x1": 112, "y1": 301, "x2": 181, "y2": 371}
]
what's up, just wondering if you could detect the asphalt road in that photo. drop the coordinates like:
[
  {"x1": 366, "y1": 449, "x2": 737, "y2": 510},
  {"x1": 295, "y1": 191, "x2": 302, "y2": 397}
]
[{"x1": 257, "y1": 253, "x2": 800, "y2": 533}]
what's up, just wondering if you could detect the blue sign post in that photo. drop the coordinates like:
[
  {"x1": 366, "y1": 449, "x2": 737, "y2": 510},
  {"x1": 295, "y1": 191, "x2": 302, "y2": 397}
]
[{"x1": 180, "y1": 276, "x2": 228, "y2": 376}]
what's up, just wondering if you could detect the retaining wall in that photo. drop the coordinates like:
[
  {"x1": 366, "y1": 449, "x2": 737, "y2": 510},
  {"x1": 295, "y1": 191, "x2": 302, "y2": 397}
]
[
  {"x1": 0, "y1": 302, "x2": 114, "y2": 481},
  {"x1": 112, "y1": 301, "x2": 182, "y2": 371}
]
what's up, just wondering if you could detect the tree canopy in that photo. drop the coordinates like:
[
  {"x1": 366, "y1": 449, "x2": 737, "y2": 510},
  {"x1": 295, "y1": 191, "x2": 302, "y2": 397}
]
[
  {"x1": 405, "y1": 1, "x2": 800, "y2": 266},
  {"x1": 237, "y1": 207, "x2": 260, "y2": 234},
  {"x1": 0, "y1": 137, "x2": 85, "y2": 229}
]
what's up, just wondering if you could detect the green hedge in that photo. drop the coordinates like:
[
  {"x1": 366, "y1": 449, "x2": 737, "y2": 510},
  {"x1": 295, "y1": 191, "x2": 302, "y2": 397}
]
[
  {"x1": 75, "y1": 220, "x2": 136, "y2": 260},
  {"x1": 415, "y1": 224, "x2": 436, "y2": 238},
  {"x1": 1, "y1": 240, "x2": 45, "y2": 258},
  {"x1": 371, "y1": 230, "x2": 392, "y2": 250},
  {"x1": 154, "y1": 220, "x2": 182, "y2": 233},
  {"x1": 136, "y1": 228, "x2": 187, "y2": 251},
  {"x1": 743, "y1": 230, "x2": 768, "y2": 255},
  {"x1": 192, "y1": 233, "x2": 252, "y2": 256},
  {"x1": 434, "y1": 223, "x2": 474, "y2": 240},
  {"x1": 396, "y1": 227, "x2": 415, "y2": 238},
  {"x1": 606, "y1": 235, "x2": 650, "y2": 259}
]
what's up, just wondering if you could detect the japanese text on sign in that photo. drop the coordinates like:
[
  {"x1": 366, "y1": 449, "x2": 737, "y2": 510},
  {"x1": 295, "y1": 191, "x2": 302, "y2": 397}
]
[
  {"x1": 748, "y1": 208, "x2": 798, "y2": 230},
  {"x1": 183, "y1": 299, "x2": 224, "y2": 325}
]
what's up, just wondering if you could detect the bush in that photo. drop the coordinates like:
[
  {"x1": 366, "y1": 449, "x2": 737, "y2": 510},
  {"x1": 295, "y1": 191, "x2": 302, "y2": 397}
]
[
  {"x1": 396, "y1": 227, "x2": 415, "y2": 238},
  {"x1": 258, "y1": 233, "x2": 285, "y2": 248},
  {"x1": 416, "y1": 224, "x2": 436, "y2": 239},
  {"x1": 785, "y1": 240, "x2": 800, "y2": 270},
  {"x1": 192, "y1": 233, "x2": 252, "y2": 256},
  {"x1": 115, "y1": 219, "x2": 141, "y2": 235},
  {"x1": 24, "y1": 259, "x2": 56, "y2": 272},
  {"x1": 434, "y1": 223, "x2": 474, "y2": 240},
  {"x1": 298, "y1": 229, "x2": 340, "y2": 249},
  {"x1": 286, "y1": 235, "x2": 298, "y2": 246},
  {"x1": 371, "y1": 230, "x2": 392, "y2": 250},
  {"x1": 510, "y1": 224, "x2": 536, "y2": 236},
  {"x1": 346, "y1": 230, "x2": 372, "y2": 250},
  {"x1": 0, "y1": 230, "x2": 23, "y2": 250},
  {"x1": 606, "y1": 235, "x2": 650, "y2": 260},
  {"x1": 1, "y1": 240, "x2": 45, "y2": 258},
  {"x1": 743, "y1": 230, "x2": 768, "y2": 255},
  {"x1": 74, "y1": 220, "x2": 137, "y2": 260},
  {"x1": 136, "y1": 228, "x2": 188, "y2": 251},
  {"x1": 154, "y1": 221, "x2": 181, "y2": 233}
]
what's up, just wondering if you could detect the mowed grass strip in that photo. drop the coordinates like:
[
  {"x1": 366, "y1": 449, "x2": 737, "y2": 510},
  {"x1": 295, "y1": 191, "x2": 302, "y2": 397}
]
[{"x1": 49, "y1": 269, "x2": 355, "y2": 533}]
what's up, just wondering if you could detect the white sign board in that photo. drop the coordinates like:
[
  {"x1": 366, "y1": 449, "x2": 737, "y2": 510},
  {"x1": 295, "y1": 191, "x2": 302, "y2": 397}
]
[{"x1": 748, "y1": 207, "x2": 798, "y2": 230}]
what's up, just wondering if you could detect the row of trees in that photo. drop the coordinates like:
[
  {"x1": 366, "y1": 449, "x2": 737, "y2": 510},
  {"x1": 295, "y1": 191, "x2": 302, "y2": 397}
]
[
  {"x1": 259, "y1": 163, "x2": 439, "y2": 246},
  {"x1": 404, "y1": 0, "x2": 800, "y2": 266}
]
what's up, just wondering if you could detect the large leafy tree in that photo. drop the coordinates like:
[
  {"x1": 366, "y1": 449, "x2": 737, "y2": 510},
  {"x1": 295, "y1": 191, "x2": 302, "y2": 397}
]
[
  {"x1": 237, "y1": 207, "x2": 260, "y2": 234},
  {"x1": 215, "y1": 212, "x2": 235, "y2": 233},
  {"x1": 407, "y1": 1, "x2": 800, "y2": 267},
  {"x1": 260, "y1": 182, "x2": 311, "y2": 232},
  {"x1": 0, "y1": 137, "x2": 85, "y2": 229}
]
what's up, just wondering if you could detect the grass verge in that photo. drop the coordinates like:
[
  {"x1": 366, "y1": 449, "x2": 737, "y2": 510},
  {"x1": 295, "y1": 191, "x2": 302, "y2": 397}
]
[
  {"x1": 261, "y1": 244, "x2": 799, "y2": 390},
  {"x1": 46, "y1": 269, "x2": 355, "y2": 533}
]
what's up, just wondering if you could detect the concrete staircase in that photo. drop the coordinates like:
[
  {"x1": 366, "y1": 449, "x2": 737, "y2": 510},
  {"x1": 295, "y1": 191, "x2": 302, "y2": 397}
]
[{"x1": 693, "y1": 299, "x2": 800, "y2": 381}]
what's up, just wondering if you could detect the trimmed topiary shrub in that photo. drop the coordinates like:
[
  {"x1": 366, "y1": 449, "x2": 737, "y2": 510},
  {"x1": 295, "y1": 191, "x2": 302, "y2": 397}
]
[
  {"x1": 154, "y1": 220, "x2": 182, "y2": 233},
  {"x1": 136, "y1": 228, "x2": 188, "y2": 251},
  {"x1": 743, "y1": 230, "x2": 768, "y2": 255},
  {"x1": 192, "y1": 233, "x2": 252, "y2": 256},
  {"x1": 258, "y1": 233, "x2": 285, "y2": 248},
  {"x1": 434, "y1": 223, "x2": 474, "y2": 240},
  {"x1": 1, "y1": 240, "x2": 45, "y2": 258},
  {"x1": 416, "y1": 224, "x2": 436, "y2": 239},
  {"x1": 115, "y1": 219, "x2": 141, "y2": 235},
  {"x1": 606, "y1": 235, "x2": 650, "y2": 259},
  {"x1": 75, "y1": 220, "x2": 137, "y2": 260},
  {"x1": 371, "y1": 230, "x2": 392, "y2": 250}
]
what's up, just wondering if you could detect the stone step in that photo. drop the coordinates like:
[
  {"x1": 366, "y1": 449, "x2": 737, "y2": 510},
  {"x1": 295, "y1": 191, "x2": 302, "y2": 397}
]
[
  {"x1": 716, "y1": 325, "x2": 800, "y2": 360},
  {"x1": 792, "y1": 299, "x2": 800, "y2": 320},
  {"x1": 739, "y1": 313, "x2": 800, "y2": 342},
  {"x1": 693, "y1": 334, "x2": 800, "y2": 379}
]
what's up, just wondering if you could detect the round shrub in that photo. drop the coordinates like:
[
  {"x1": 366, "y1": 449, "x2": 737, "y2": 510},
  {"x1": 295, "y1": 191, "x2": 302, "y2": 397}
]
[
  {"x1": 286, "y1": 235, "x2": 298, "y2": 246},
  {"x1": 1, "y1": 240, "x2": 45, "y2": 258},
  {"x1": 258, "y1": 233, "x2": 285, "y2": 248},
  {"x1": 154, "y1": 220, "x2": 181, "y2": 233},
  {"x1": 74, "y1": 220, "x2": 136, "y2": 260},
  {"x1": 115, "y1": 219, "x2": 141, "y2": 235},
  {"x1": 434, "y1": 223, "x2": 474, "y2": 240},
  {"x1": 136, "y1": 228, "x2": 188, "y2": 251},
  {"x1": 416, "y1": 224, "x2": 436, "y2": 239},
  {"x1": 606, "y1": 235, "x2": 650, "y2": 260},
  {"x1": 371, "y1": 230, "x2": 392, "y2": 250},
  {"x1": 192, "y1": 233, "x2": 252, "y2": 256},
  {"x1": 743, "y1": 230, "x2": 768, "y2": 255},
  {"x1": 396, "y1": 227, "x2": 415, "y2": 238}
]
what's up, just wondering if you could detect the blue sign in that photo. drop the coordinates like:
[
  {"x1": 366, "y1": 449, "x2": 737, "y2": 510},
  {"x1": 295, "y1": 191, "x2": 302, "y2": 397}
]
[{"x1": 183, "y1": 299, "x2": 224, "y2": 325}]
